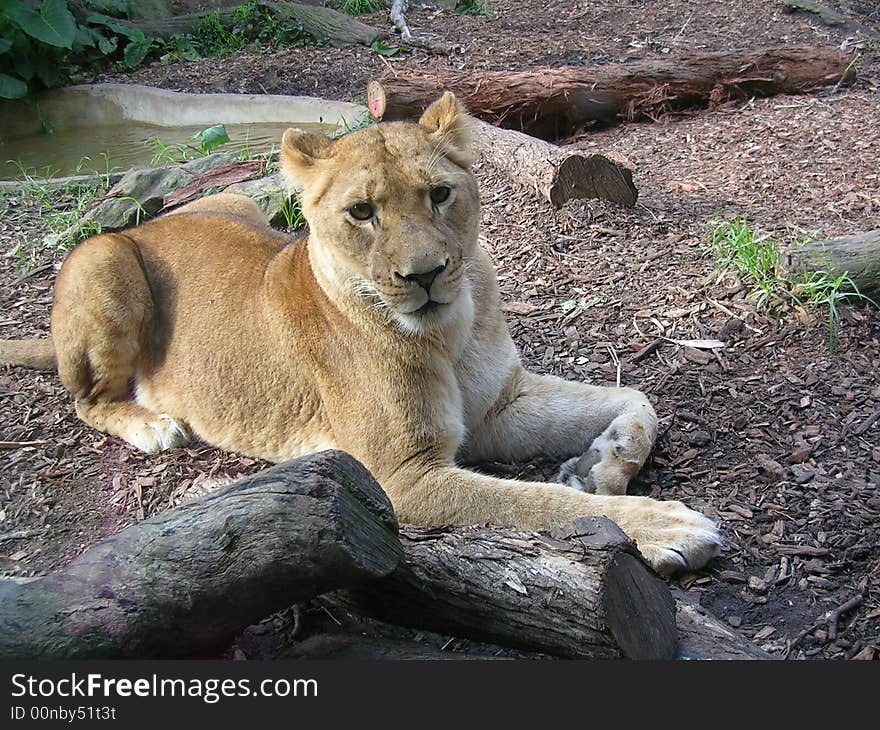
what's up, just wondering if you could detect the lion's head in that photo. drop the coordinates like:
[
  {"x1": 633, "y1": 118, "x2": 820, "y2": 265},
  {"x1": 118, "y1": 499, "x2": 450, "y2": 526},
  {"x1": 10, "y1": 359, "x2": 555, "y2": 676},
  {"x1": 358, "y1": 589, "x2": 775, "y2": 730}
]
[{"x1": 280, "y1": 93, "x2": 480, "y2": 334}]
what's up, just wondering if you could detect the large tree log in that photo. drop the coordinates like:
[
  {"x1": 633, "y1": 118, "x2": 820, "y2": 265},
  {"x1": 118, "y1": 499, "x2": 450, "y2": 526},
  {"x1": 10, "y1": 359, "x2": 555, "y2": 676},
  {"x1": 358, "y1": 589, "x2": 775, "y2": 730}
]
[
  {"x1": 470, "y1": 118, "x2": 637, "y2": 208},
  {"x1": 367, "y1": 45, "x2": 856, "y2": 139},
  {"x1": 341, "y1": 518, "x2": 770, "y2": 660},
  {"x1": 342, "y1": 517, "x2": 679, "y2": 659},
  {"x1": 0, "y1": 451, "x2": 402, "y2": 660},
  {"x1": 784, "y1": 229, "x2": 880, "y2": 299},
  {"x1": 119, "y1": 1, "x2": 385, "y2": 47}
]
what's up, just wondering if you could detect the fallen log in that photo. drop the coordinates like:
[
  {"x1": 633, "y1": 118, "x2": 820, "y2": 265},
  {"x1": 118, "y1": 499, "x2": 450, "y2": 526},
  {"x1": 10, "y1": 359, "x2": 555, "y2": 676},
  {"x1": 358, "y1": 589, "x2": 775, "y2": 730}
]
[
  {"x1": 782, "y1": 1, "x2": 850, "y2": 28},
  {"x1": 469, "y1": 118, "x2": 637, "y2": 208},
  {"x1": 784, "y1": 229, "x2": 880, "y2": 299},
  {"x1": 367, "y1": 45, "x2": 857, "y2": 139},
  {"x1": 0, "y1": 451, "x2": 402, "y2": 660},
  {"x1": 119, "y1": 1, "x2": 385, "y2": 47},
  {"x1": 342, "y1": 517, "x2": 679, "y2": 659}
]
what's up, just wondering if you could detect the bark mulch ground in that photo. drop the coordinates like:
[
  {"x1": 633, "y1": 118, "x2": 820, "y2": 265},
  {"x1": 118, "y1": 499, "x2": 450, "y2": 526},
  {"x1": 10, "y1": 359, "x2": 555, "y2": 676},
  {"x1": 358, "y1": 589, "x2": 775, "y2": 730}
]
[{"x1": 1, "y1": 0, "x2": 879, "y2": 660}]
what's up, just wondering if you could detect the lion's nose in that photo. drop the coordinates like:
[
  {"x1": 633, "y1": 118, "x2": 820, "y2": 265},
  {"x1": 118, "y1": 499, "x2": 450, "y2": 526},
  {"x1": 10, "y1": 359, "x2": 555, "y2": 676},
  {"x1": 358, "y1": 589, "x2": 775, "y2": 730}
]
[{"x1": 396, "y1": 261, "x2": 447, "y2": 292}]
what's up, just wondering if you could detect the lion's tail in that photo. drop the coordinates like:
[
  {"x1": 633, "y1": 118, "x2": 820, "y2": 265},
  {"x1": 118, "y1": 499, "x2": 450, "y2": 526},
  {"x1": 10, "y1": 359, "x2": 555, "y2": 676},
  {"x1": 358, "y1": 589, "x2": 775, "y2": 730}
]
[{"x1": 0, "y1": 338, "x2": 57, "y2": 370}]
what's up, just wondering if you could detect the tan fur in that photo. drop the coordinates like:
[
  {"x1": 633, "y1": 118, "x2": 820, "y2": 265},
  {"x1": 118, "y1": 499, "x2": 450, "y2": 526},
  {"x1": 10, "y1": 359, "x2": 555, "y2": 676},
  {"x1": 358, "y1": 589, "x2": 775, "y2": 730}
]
[{"x1": 8, "y1": 94, "x2": 721, "y2": 574}]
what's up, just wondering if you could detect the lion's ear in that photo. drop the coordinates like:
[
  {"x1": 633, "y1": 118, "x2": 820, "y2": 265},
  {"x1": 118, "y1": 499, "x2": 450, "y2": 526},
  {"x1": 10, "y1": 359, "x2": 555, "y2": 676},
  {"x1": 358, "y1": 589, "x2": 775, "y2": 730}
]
[
  {"x1": 280, "y1": 128, "x2": 334, "y2": 191},
  {"x1": 418, "y1": 92, "x2": 473, "y2": 168}
]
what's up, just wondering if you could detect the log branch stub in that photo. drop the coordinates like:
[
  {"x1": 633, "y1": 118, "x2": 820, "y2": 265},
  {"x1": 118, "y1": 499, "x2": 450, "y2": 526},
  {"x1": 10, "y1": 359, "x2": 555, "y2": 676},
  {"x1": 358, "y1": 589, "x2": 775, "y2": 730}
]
[
  {"x1": 0, "y1": 451, "x2": 402, "y2": 660},
  {"x1": 783, "y1": 229, "x2": 880, "y2": 298},
  {"x1": 343, "y1": 516, "x2": 678, "y2": 660},
  {"x1": 673, "y1": 590, "x2": 775, "y2": 660}
]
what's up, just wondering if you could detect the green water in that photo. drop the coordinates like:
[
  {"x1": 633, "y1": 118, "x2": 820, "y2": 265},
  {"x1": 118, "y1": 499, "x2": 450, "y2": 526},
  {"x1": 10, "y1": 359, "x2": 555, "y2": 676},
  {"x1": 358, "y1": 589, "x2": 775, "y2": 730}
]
[{"x1": 0, "y1": 121, "x2": 329, "y2": 180}]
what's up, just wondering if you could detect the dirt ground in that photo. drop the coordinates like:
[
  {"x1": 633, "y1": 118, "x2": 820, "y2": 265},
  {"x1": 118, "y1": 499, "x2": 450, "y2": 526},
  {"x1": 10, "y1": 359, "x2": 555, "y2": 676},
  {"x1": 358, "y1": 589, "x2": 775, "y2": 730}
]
[{"x1": 2, "y1": 1, "x2": 879, "y2": 660}]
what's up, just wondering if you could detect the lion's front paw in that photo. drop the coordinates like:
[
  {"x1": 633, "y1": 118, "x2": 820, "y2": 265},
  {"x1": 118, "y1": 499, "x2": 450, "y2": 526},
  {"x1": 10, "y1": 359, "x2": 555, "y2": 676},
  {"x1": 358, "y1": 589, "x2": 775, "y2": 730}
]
[{"x1": 614, "y1": 498, "x2": 722, "y2": 575}]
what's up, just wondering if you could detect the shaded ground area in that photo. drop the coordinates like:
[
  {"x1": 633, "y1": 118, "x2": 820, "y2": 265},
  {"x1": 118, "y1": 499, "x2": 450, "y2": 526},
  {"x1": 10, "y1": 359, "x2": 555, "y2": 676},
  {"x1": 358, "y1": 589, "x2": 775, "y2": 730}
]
[{"x1": 2, "y1": 1, "x2": 879, "y2": 659}]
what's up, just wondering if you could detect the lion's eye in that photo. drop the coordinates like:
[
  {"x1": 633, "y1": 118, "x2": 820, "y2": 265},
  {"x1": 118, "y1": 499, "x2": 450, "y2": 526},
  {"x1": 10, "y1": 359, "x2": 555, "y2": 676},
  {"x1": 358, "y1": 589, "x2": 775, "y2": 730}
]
[
  {"x1": 348, "y1": 202, "x2": 374, "y2": 221},
  {"x1": 430, "y1": 186, "x2": 451, "y2": 205}
]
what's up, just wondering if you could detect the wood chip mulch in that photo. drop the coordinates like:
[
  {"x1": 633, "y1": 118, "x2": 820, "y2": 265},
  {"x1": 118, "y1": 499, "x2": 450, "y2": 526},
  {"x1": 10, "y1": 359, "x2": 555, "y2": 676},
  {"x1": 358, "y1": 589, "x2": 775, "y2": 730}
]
[{"x1": 2, "y1": 0, "x2": 879, "y2": 660}]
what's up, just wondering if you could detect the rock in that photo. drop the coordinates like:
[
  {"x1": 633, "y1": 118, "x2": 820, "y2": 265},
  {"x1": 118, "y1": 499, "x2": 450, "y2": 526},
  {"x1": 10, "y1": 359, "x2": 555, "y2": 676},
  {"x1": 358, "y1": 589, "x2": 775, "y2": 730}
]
[
  {"x1": 756, "y1": 454, "x2": 786, "y2": 480},
  {"x1": 683, "y1": 347, "x2": 714, "y2": 365},
  {"x1": 127, "y1": 0, "x2": 174, "y2": 20},
  {"x1": 223, "y1": 172, "x2": 294, "y2": 228},
  {"x1": 88, "y1": 166, "x2": 194, "y2": 230},
  {"x1": 688, "y1": 430, "x2": 712, "y2": 447},
  {"x1": 45, "y1": 152, "x2": 295, "y2": 249},
  {"x1": 748, "y1": 576, "x2": 768, "y2": 594}
]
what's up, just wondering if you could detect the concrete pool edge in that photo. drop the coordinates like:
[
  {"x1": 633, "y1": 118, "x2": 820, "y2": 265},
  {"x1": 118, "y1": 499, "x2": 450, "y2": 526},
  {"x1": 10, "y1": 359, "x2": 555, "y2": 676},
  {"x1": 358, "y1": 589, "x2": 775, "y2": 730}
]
[{"x1": 1, "y1": 84, "x2": 368, "y2": 138}]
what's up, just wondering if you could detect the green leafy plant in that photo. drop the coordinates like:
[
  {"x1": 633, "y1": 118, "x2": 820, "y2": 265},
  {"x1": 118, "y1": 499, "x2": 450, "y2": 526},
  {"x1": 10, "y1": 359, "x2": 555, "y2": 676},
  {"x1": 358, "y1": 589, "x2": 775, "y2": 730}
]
[
  {"x1": 0, "y1": 0, "x2": 158, "y2": 98},
  {"x1": 192, "y1": 124, "x2": 230, "y2": 155},
  {"x1": 707, "y1": 218, "x2": 784, "y2": 309},
  {"x1": 0, "y1": 0, "x2": 78, "y2": 98},
  {"x1": 706, "y1": 218, "x2": 878, "y2": 352},
  {"x1": 1, "y1": 1, "x2": 312, "y2": 97},
  {"x1": 454, "y1": 0, "x2": 489, "y2": 16},
  {"x1": 166, "y1": 1, "x2": 307, "y2": 58},
  {"x1": 793, "y1": 269, "x2": 877, "y2": 354},
  {"x1": 150, "y1": 124, "x2": 231, "y2": 165},
  {"x1": 334, "y1": 114, "x2": 373, "y2": 138},
  {"x1": 86, "y1": 13, "x2": 154, "y2": 68},
  {"x1": 342, "y1": 0, "x2": 381, "y2": 15},
  {"x1": 371, "y1": 39, "x2": 406, "y2": 57},
  {"x1": 192, "y1": 10, "x2": 248, "y2": 56},
  {"x1": 150, "y1": 137, "x2": 195, "y2": 166}
]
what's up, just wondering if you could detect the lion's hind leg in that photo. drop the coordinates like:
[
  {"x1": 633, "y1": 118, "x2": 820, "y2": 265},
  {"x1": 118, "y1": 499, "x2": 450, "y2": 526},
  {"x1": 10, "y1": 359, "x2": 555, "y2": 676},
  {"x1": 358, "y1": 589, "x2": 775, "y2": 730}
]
[
  {"x1": 464, "y1": 367, "x2": 658, "y2": 497},
  {"x1": 51, "y1": 232, "x2": 190, "y2": 453},
  {"x1": 557, "y1": 392, "x2": 658, "y2": 496}
]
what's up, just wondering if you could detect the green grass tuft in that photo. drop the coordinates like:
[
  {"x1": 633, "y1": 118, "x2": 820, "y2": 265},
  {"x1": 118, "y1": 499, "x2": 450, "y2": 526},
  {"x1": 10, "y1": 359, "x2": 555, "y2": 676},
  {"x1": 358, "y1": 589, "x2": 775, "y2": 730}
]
[
  {"x1": 706, "y1": 218, "x2": 878, "y2": 353},
  {"x1": 4, "y1": 159, "x2": 111, "y2": 269},
  {"x1": 342, "y1": 0, "x2": 382, "y2": 15},
  {"x1": 273, "y1": 192, "x2": 304, "y2": 230},
  {"x1": 454, "y1": 0, "x2": 490, "y2": 16}
]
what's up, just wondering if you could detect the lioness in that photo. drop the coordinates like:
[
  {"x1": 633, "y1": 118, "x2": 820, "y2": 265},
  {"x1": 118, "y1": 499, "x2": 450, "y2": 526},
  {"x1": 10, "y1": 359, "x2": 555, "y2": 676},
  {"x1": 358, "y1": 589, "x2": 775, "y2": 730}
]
[{"x1": 1, "y1": 93, "x2": 720, "y2": 574}]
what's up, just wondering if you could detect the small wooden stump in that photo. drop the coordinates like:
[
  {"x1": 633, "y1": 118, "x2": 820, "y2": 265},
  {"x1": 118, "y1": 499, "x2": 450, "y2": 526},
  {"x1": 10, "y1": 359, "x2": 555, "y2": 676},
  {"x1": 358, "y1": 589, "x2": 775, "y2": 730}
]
[{"x1": 471, "y1": 119, "x2": 637, "y2": 208}]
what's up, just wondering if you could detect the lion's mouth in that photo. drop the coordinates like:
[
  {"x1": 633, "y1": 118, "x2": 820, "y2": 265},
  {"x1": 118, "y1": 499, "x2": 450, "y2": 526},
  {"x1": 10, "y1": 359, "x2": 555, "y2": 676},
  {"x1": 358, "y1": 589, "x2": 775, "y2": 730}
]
[{"x1": 413, "y1": 300, "x2": 444, "y2": 315}]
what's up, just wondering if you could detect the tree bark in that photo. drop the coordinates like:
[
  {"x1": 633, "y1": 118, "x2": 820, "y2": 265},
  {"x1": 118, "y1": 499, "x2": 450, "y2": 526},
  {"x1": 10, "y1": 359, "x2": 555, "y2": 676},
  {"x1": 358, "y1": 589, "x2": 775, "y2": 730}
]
[
  {"x1": 783, "y1": 229, "x2": 880, "y2": 298},
  {"x1": 281, "y1": 633, "x2": 509, "y2": 660},
  {"x1": 367, "y1": 45, "x2": 857, "y2": 139},
  {"x1": 673, "y1": 590, "x2": 774, "y2": 660},
  {"x1": 468, "y1": 118, "x2": 638, "y2": 208},
  {"x1": 120, "y1": 1, "x2": 385, "y2": 47},
  {"x1": 341, "y1": 517, "x2": 679, "y2": 659},
  {"x1": 0, "y1": 451, "x2": 402, "y2": 660}
]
